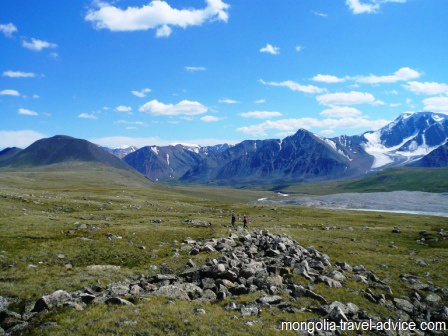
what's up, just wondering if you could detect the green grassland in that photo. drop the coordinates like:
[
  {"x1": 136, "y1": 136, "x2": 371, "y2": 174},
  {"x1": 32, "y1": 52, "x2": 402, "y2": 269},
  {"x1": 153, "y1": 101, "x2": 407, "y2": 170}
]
[{"x1": 0, "y1": 164, "x2": 447, "y2": 335}]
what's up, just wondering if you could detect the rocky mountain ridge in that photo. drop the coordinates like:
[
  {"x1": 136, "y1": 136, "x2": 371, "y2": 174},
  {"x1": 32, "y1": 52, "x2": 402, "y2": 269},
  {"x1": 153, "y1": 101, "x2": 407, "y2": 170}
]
[{"x1": 1, "y1": 112, "x2": 447, "y2": 185}]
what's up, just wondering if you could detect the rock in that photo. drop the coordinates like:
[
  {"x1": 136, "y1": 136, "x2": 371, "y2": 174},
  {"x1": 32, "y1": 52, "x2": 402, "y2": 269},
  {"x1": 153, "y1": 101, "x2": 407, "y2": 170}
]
[
  {"x1": 154, "y1": 285, "x2": 190, "y2": 300},
  {"x1": 257, "y1": 295, "x2": 282, "y2": 305},
  {"x1": 316, "y1": 275, "x2": 342, "y2": 288},
  {"x1": 80, "y1": 294, "x2": 96, "y2": 304},
  {"x1": 87, "y1": 265, "x2": 120, "y2": 271},
  {"x1": 425, "y1": 294, "x2": 441, "y2": 302},
  {"x1": 105, "y1": 297, "x2": 134, "y2": 305},
  {"x1": 327, "y1": 305, "x2": 348, "y2": 322},
  {"x1": 33, "y1": 290, "x2": 72, "y2": 312},
  {"x1": 328, "y1": 270, "x2": 346, "y2": 282},
  {"x1": 393, "y1": 298, "x2": 414, "y2": 314},
  {"x1": 0, "y1": 297, "x2": 7, "y2": 311},
  {"x1": 240, "y1": 306, "x2": 258, "y2": 317}
]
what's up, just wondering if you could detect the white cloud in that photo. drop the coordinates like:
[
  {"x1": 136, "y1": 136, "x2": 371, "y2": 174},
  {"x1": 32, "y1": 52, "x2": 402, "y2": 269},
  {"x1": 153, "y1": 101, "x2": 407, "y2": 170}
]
[
  {"x1": 237, "y1": 116, "x2": 389, "y2": 136},
  {"x1": 386, "y1": 90, "x2": 398, "y2": 95},
  {"x1": 317, "y1": 91, "x2": 375, "y2": 106},
  {"x1": 218, "y1": 98, "x2": 239, "y2": 104},
  {"x1": 254, "y1": 98, "x2": 266, "y2": 104},
  {"x1": 201, "y1": 115, "x2": 220, "y2": 122},
  {"x1": 346, "y1": 0, "x2": 407, "y2": 15},
  {"x1": 240, "y1": 111, "x2": 283, "y2": 119},
  {"x1": 260, "y1": 43, "x2": 280, "y2": 55},
  {"x1": 2, "y1": 70, "x2": 36, "y2": 78},
  {"x1": 0, "y1": 89, "x2": 20, "y2": 96},
  {"x1": 114, "y1": 120, "x2": 148, "y2": 126},
  {"x1": 295, "y1": 46, "x2": 303, "y2": 52},
  {"x1": 259, "y1": 79, "x2": 325, "y2": 94},
  {"x1": 422, "y1": 97, "x2": 448, "y2": 114},
  {"x1": 85, "y1": 0, "x2": 230, "y2": 37},
  {"x1": 312, "y1": 74, "x2": 346, "y2": 83},
  {"x1": 312, "y1": 11, "x2": 328, "y2": 17},
  {"x1": 320, "y1": 106, "x2": 362, "y2": 118},
  {"x1": 0, "y1": 130, "x2": 46, "y2": 149},
  {"x1": 132, "y1": 88, "x2": 152, "y2": 98},
  {"x1": 18, "y1": 108, "x2": 38, "y2": 116},
  {"x1": 22, "y1": 38, "x2": 57, "y2": 51},
  {"x1": 33, "y1": 94, "x2": 40, "y2": 99},
  {"x1": 78, "y1": 113, "x2": 98, "y2": 119},
  {"x1": 139, "y1": 99, "x2": 207, "y2": 116},
  {"x1": 185, "y1": 66, "x2": 206, "y2": 72},
  {"x1": 115, "y1": 105, "x2": 133, "y2": 113},
  {"x1": 320, "y1": 129, "x2": 335, "y2": 135},
  {"x1": 0, "y1": 23, "x2": 18, "y2": 38},
  {"x1": 90, "y1": 135, "x2": 238, "y2": 148},
  {"x1": 156, "y1": 24, "x2": 172, "y2": 37},
  {"x1": 356, "y1": 67, "x2": 420, "y2": 84},
  {"x1": 404, "y1": 81, "x2": 448, "y2": 95}
]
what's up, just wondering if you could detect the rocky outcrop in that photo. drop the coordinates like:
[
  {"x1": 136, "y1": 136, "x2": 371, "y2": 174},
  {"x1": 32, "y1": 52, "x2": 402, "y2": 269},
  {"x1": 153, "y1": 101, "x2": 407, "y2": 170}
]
[{"x1": 1, "y1": 230, "x2": 447, "y2": 335}]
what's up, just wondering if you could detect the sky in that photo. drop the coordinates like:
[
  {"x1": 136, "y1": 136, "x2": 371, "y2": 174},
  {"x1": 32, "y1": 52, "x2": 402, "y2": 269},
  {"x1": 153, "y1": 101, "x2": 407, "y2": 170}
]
[{"x1": 1, "y1": 0, "x2": 448, "y2": 150}]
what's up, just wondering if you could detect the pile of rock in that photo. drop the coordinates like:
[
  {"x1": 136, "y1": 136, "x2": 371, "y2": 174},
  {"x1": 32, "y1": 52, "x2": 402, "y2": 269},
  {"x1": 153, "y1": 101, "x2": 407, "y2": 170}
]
[{"x1": 1, "y1": 230, "x2": 447, "y2": 335}]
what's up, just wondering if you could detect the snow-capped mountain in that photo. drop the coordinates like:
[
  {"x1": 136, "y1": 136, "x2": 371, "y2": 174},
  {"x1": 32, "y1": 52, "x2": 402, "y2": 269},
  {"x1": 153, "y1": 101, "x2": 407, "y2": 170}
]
[
  {"x1": 101, "y1": 145, "x2": 138, "y2": 159},
  {"x1": 361, "y1": 112, "x2": 448, "y2": 169}
]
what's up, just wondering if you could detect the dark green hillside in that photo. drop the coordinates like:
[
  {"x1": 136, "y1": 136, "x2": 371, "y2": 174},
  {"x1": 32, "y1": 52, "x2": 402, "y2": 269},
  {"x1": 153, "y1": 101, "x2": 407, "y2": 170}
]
[
  {"x1": 342, "y1": 167, "x2": 448, "y2": 193},
  {"x1": 0, "y1": 135, "x2": 133, "y2": 171},
  {"x1": 0, "y1": 147, "x2": 22, "y2": 165}
]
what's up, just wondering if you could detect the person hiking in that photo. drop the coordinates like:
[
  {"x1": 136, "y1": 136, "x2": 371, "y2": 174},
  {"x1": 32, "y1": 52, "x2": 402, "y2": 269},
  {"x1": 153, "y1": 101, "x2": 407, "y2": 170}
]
[
  {"x1": 243, "y1": 215, "x2": 248, "y2": 228},
  {"x1": 231, "y1": 213, "x2": 236, "y2": 227}
]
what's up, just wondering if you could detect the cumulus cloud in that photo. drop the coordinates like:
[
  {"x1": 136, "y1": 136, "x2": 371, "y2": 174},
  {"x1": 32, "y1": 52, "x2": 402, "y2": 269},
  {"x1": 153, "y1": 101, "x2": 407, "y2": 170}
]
[
  {"x1": 22, "y1": 38, "x2": 57, "y2": 51},
  {"x1": 139, "y1": 99, "x2": 207, "y2": 116},
  {"x1": 115, "y1": 105, "x2": 133, "y2": 113},
  {"x1": 319, "y1": 106, "x2": 362, "y2": 118},
  {"x1": 260, "y1": 44, "x2": 280, "y2": 55},
  {"x1": 132, "y1": 88, "x2": 152, "y2": 98},
  {"x1": 0, "y1": 23, "x2": 18, "y2": 38},
  {"x1": 201, "y1": 115, "x2": 220, "y2": 122},
  {"x1": 356, "y1": 67, "x2": 420, "y2": 84},
  {"x1": 404, "y1": 81, "x2": 448, "y2": 95},
  {"x1": 259, "y1": 79, "x2": 325, "y2": 94},
  {"x1": 218, "y1": 98, "x2": 239, "y2": 104},
  {"x1": 0, "y1": 89, "x2": 20, "y2": 96},
  {"x1": 85, "y1": 0, "x2": 230, "y2": 37},
  {"x1": 0, "y1": 130, "x2": 46, "y2": 149},
  {"x1": 18, "y1": 108, "x2": 38, "y2": 116},
  {"x1": 317, "y1": 91, "x2": 375, "y2": 106},
  {"x1": 78, "y1": 113, "x2": 98, "y2": 119},
  {"x1": 422, "y1": 97, "x2": 448, "y2": 114},
  {"x1": 237, "y1": 116, "x2": 389, "y2": 136},
  {"x1": 312, "y1": 74, "x2": 347, "y2": 83},
  {"x1": 346, "y1": 0, "x2": 407, "y2": 15},
  {"x1": 240, "y1": 111, "x2": 283, "y2": 119},
  {"x1": 185, "y1": 66, "x2": 206, "y2": 72},
  {"x1": 2, "y1": 70, "x2": 36, "y2": 78}
]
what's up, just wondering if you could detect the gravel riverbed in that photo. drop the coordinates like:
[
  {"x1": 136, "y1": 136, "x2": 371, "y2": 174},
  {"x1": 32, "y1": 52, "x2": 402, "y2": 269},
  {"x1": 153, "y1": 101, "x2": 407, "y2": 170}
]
[{"x1": 254, "y1": 191, "x2": 448, "y2": 217}]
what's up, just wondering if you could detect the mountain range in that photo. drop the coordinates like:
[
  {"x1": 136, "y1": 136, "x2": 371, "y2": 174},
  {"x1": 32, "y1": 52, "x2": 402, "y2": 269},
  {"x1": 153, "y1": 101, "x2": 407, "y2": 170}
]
[{"x1": 1, "y1": 112, "x2": 447, "y2": 185}]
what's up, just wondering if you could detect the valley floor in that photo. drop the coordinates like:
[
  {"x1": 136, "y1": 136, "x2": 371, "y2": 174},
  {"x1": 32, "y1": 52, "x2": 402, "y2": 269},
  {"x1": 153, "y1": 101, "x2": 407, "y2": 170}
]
[{"x1": 255, "y1": 191, "x2": 448, "y2": 217}]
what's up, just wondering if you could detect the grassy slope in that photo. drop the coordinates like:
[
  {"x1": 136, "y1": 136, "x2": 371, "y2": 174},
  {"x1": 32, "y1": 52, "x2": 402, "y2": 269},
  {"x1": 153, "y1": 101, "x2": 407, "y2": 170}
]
[{"x1": 0, "y1": 165, "x2": 447, "y2": 335}]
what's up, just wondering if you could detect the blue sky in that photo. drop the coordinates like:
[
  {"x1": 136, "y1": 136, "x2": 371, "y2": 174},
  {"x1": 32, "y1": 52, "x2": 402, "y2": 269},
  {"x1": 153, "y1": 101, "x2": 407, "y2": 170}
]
[{"x1": 1, "y1": 0, "x2": 448, "y2": 149}]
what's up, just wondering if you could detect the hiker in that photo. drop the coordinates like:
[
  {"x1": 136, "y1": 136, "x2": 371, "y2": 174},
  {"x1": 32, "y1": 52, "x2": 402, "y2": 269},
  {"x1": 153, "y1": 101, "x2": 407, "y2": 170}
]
[
  {"x1": 243, "y1": 215, "x2": 248, "y2": 228},
  {"x1": 231, "y1": 213, "x2": 236, "y2": 227}
]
